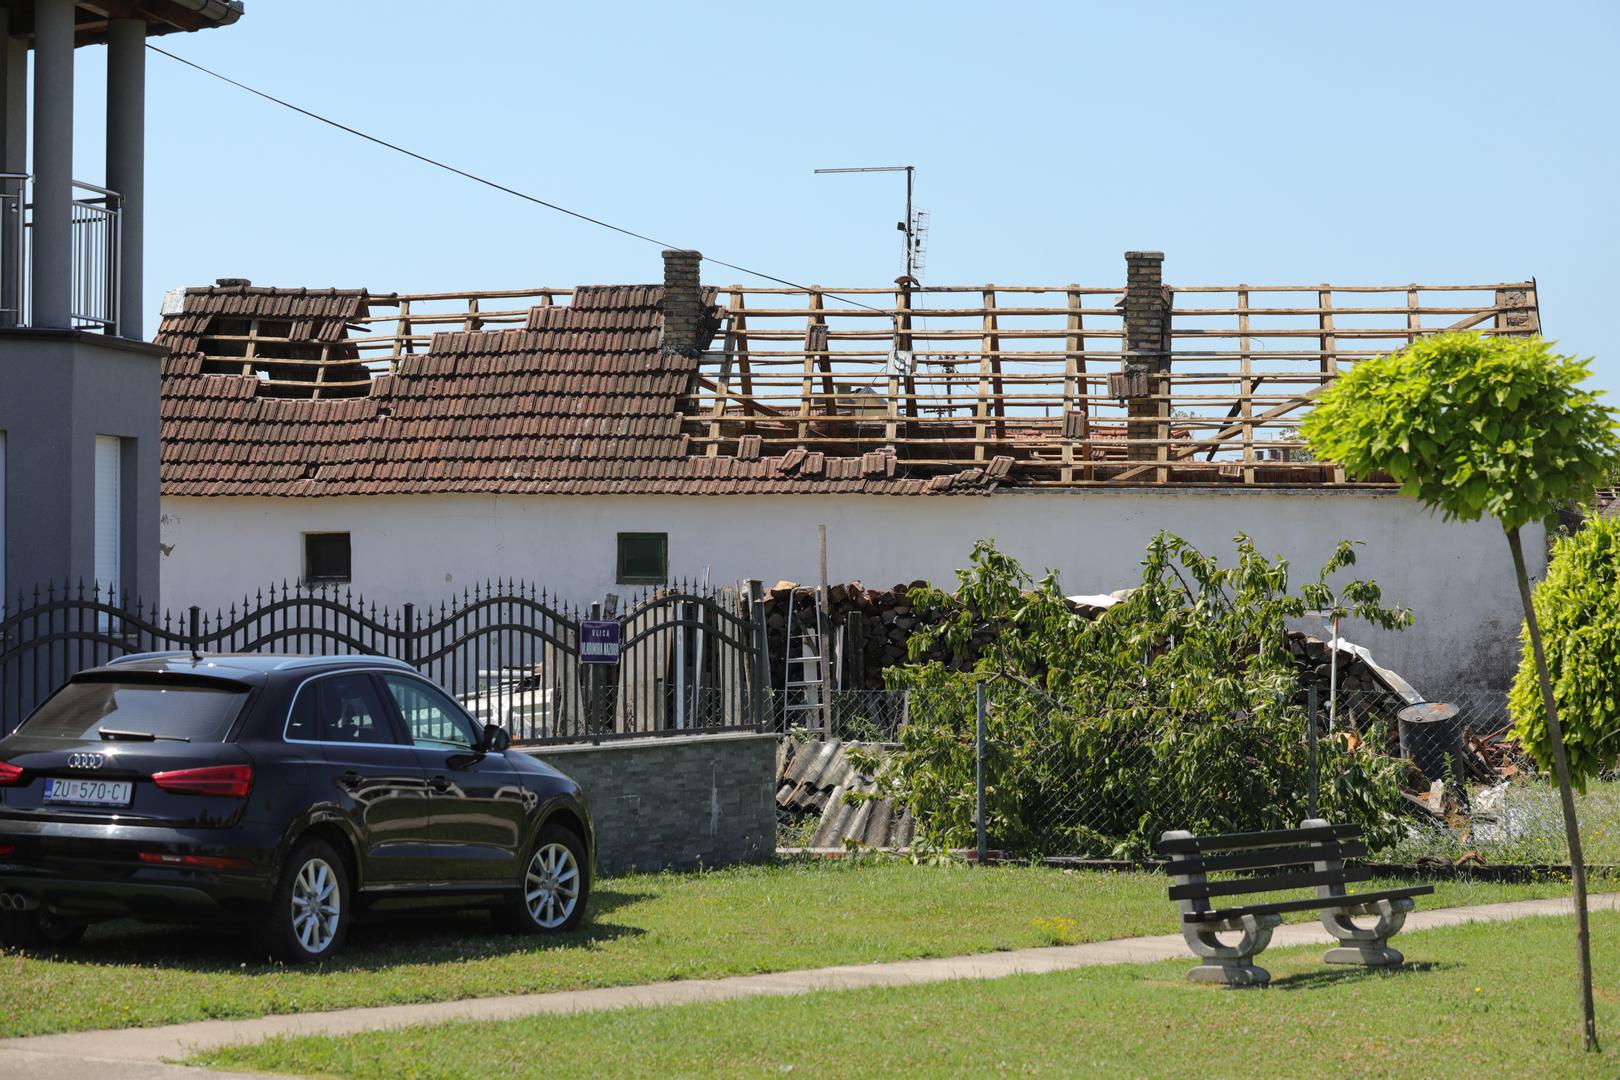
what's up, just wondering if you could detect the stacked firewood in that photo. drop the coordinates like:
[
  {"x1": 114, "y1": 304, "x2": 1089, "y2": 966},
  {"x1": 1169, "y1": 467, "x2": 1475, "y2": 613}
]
[
  {"x1": 1287, "y1": 635, "x2": 1411, "y2": 739},
  {"x1": 761, "y1": 579, "x2": 973, "y2": 690}
]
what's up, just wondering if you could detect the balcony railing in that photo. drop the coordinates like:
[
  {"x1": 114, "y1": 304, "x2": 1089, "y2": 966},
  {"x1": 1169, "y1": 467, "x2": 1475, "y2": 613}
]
[{"x1": 0, "y1": 173, "x2": 122, "y2": 335}]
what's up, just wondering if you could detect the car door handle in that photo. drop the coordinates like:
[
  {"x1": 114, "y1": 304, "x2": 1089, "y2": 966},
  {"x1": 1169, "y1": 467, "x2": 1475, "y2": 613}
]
[{"x1": 430, "y1": 776, "x2": 452, "y2": 793}]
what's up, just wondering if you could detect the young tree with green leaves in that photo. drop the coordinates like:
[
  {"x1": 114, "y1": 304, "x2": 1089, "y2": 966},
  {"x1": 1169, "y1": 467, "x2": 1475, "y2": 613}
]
[
  {"x1": 854, "y1": 534, "x2": 1409, "y2": 857},
  {"x1": 1302, "y1": 331, "x2": 1620, "y2": 1052}
]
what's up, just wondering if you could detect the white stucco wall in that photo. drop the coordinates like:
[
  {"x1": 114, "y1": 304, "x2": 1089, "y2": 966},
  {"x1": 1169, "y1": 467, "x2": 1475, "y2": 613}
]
[{"x1": 158, "y1": 490, "x2": 1545, "y2": 699}]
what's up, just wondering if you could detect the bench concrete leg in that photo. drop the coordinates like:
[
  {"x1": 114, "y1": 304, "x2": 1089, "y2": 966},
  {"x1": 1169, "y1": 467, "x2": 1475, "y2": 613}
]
[
  {"x1": 1182, "y1": 914, "x2": 1280, "y2": 988},
  {"x1": 1320, "y1": 898, "x2": 1414, "y2": 968}
]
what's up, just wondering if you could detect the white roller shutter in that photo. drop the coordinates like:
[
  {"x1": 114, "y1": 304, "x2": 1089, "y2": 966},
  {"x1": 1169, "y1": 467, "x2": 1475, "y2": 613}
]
[{"x1": 94, "y1": 435, "x2": 121, "y2": 600}]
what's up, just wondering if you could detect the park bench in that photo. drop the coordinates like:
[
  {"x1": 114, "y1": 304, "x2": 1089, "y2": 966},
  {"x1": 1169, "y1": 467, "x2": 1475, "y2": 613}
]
[{"x1": 1157, "y1": 818, "x2": 1434, "y2": 987}]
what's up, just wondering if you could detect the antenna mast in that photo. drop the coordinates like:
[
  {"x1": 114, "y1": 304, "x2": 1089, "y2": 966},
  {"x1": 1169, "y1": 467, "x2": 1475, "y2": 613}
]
[{"x1": 814, "y1": 165, "x2": 924, "y2": 281}]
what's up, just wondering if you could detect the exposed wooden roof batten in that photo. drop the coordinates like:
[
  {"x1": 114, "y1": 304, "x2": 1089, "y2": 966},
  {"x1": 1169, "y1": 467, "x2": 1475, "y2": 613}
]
[{"x1": 154, "y1": 273, "x2": 1541, "y2": 496}]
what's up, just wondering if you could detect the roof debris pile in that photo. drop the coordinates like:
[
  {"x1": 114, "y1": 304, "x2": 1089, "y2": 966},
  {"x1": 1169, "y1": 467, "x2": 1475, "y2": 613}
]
[{"x1": 1282, "y1": 636, "x2": 1535, "y2": 840}]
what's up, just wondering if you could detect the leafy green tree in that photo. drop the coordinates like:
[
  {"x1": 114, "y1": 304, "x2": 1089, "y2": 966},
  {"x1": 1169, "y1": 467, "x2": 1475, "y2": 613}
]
[
  {"x1": 1303, "y1": 331, "x2": 1620, "y2": 1052},
  {"x1": 852, "y1": 534, "x2": 1408, "y2": 857},
  {"x1": 1509, "y1": 516, "x2": 1620, "y2": 782}
]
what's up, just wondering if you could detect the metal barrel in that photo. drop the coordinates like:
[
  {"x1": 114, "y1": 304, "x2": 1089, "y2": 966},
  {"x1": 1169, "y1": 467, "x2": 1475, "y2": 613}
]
[{"x1": 1397, "y1": 701, "x2": 1464, "y2": 785}]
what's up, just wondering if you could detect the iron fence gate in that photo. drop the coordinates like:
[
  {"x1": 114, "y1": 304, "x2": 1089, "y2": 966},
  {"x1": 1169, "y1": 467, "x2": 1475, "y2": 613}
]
[{"x1": 0, "y1": 581, "x2": 768, "y2": 742}]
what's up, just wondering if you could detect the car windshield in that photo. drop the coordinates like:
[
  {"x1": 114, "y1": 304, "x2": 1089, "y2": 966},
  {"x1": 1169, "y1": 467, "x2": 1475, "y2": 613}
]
[{"x1": 17, "y1": 679, "x2": 249, "y2": 743}]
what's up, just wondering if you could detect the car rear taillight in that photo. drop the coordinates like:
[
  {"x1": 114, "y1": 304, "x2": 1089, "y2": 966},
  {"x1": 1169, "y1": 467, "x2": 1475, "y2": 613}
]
[
  {"x1": 0, "y1": 845, "x2": 15, "y2": 857},
  {"x1": 150, "y1": 764, "x2": 253, "y2": 798},
  {"x1": 139, "y1": 851, "x2": 254, "y2": 871},
  {"x1": 0, "y1": 761, "x2": 23, "y2": 786}
]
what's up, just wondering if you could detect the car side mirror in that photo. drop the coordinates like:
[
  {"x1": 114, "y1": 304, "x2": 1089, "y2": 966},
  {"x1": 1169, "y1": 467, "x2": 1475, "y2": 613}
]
[{"x1": 483, "y1": 723, "x2": 511, "y2": 754}]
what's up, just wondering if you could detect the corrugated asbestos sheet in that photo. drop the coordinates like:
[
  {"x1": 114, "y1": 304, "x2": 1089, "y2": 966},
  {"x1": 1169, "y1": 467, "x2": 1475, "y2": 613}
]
[{"x1": 778, "y1": 739, "x2": 914, "y2": 850}]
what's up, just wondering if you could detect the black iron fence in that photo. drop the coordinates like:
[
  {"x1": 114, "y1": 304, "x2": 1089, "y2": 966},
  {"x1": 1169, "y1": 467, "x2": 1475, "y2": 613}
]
[{"x1": 0, "y1": 580, "x2": 769, "y2": 743}]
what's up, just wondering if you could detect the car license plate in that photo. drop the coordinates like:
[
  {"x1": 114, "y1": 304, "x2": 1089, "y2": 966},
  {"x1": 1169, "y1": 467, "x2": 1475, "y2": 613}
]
[{"x1": 43, "y1": 777, "x2": 133, "y2": 807}]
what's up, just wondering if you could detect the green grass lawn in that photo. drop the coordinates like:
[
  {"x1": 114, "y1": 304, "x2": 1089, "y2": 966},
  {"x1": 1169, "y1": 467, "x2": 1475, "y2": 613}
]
[
  {"x1": 193, "y1": 911, "x2": 1620, "y2": 1079},
  {"x1": 0, "y1": 858, "x2": 1594, "y2": 1038}
]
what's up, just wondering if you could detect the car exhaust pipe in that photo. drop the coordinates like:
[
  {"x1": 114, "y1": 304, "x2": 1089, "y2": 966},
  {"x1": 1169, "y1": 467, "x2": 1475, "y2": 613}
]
[{"x1": 0, "y1": 892, "x2": 38, "y2": 912}]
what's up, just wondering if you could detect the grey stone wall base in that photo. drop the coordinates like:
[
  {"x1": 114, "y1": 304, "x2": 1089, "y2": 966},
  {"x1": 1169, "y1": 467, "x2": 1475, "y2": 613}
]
[
  {"x1": 1187, "y1": 961, "x2": 1271, "y2": 988},
  {"x1": 527, "y1": 732, "x2": 777, "y2": 877},
  {"x1": 1324, "y1": 944, "x2": 1404, "y2": 967}
]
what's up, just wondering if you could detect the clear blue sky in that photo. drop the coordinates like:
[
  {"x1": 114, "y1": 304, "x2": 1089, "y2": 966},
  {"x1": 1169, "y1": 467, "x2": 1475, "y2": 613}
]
[{"x1": 68, "y1": 1, "x2": 1620, "y2": 392}]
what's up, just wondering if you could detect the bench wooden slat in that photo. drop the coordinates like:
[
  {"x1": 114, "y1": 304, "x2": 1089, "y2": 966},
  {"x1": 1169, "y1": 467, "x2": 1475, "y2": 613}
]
[
  {"x1": 1177, "y1": 840, "x2": 1368, "y2": 875},
  {"x1": 1168, "y1": 864, "x2": 1373, "y2": 901},
  {"x1": 1157, "y1": 823, "x2": 1359, "y2": 855},
  {"x1": 1183, "y1": 884, "x2": 1435, "y2": 925}
]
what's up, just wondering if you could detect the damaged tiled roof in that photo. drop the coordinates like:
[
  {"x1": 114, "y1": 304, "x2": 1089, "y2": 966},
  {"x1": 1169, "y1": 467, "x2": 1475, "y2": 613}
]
[
  {"x1": 157, "y1": 285, "x2": 376, "y2": 338},
  {"x1": 157, "y1": 284, "x2": 1006, "y2": 498}
]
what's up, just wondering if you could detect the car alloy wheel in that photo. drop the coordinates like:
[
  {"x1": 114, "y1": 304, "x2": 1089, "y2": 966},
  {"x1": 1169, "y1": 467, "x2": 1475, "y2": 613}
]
[
  {"x1": 524, "y1": 841, "x2": 580, "y2": 929},
  {"x1": 290, "y1": 856, "x2": 342, "y2": 954},
  {"x1": 257, "y1": 838, "x2": 350, "y2": 964}
]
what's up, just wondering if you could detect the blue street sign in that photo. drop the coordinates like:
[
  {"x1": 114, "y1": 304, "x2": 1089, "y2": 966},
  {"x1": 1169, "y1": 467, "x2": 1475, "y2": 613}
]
[{"x1": 580, "y1": 619, "x2": 622, "y2": 665}]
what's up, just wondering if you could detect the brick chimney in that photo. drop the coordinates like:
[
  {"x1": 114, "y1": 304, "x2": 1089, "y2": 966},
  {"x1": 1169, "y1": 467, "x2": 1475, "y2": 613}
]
[
  {"x1": 1122, "y1": 251, "x2": 1170, "y2": 359},
  {"x1": 660, "y1": 248, "x2": 707, "y2": 357},
  {"x1": 1119, "y1": 250, "x2": 1172, "y2": 463}
]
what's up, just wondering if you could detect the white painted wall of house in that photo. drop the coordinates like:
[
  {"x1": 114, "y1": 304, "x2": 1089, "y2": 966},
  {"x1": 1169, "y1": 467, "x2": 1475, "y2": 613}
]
[{"x1": 158, "y1": 490, "x2": 1544, "y2": 699}]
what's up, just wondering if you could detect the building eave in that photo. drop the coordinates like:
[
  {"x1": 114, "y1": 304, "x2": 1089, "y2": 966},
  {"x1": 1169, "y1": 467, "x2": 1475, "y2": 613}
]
[{"x1": 1, "y1": 1, "x2": 244, "y2": 46}]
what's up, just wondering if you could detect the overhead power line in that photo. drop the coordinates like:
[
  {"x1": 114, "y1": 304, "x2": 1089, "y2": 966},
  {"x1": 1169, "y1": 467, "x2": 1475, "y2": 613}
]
[{"x1": 146, "y1": 45, "x2": 886, "y2": 312}]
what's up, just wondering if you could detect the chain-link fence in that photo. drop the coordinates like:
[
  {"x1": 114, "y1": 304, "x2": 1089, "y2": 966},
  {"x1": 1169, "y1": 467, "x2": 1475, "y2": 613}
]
[
  {"x1": 768, "y1": 689, "x2": 910, "y2": 742},
  {"x1": 773, "y1": 683, "x2": 1620, "y2": 866}
]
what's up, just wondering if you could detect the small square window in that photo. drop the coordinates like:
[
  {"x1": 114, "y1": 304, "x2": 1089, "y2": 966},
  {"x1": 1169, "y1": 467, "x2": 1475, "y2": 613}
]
[
  {"x1": 616, "y1": 532, "x2": 668, "y2": 585},
  {"x1": 304, "y1": 532, "x2": 352, "y2": 584}
]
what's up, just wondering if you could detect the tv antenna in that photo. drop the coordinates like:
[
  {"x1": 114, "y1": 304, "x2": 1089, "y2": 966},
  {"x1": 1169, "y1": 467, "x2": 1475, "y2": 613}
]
[{"x1": 814, "y1": 165, "x2": 927, "y2": 282}]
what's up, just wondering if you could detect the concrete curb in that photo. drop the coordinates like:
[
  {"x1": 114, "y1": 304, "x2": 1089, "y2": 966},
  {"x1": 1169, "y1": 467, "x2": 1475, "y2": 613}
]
[{"x1": 2, "y1": 892, "x2": 1614, "y2": 1074}]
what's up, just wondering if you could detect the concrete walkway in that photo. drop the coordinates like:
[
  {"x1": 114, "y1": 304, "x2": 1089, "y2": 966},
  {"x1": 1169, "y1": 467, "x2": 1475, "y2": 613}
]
[{"x1": 2, "y1": 892, "x2": 1615, "y2": 1078}]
